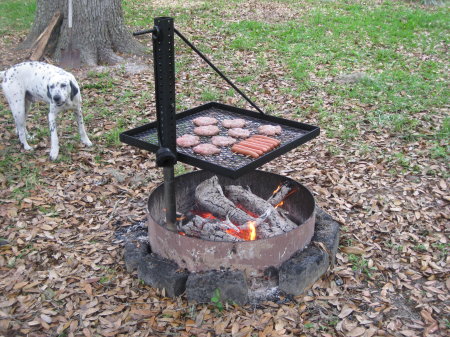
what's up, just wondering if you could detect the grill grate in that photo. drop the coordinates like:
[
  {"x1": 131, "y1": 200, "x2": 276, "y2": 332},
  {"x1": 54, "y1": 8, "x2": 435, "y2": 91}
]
[{"x1": 120, "y1": 102, "x2": 319, "y2": 178}]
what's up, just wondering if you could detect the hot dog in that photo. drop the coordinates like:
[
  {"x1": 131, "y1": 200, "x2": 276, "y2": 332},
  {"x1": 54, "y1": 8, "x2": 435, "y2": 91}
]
[
  {"x1": 237, "y1": 141, "x2": 271, "y2": 152},
  {"x1": 246, "y1": 138, "x2": 277, "y2": 150},
  {"x1": 237, "y1": 144, "x2": 263, "y2": 155},
  {"x1": 250, "y1": 135, "x2": 280, "y2": 146},
  {"x1": 232, "y1": 145, "x2": 260, "y2": 158},
  {"x1": 243, "y1": 138, "x2": 274, "y2": 150}
]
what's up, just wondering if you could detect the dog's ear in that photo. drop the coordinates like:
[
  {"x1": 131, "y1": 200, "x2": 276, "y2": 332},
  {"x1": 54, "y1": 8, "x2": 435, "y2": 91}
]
[
  {"x1": 47, "y1": 85, "x2": 51, "y2": 99},
  {"x1": 70, "y1": 81, "x2": 79, "y2": 100}
]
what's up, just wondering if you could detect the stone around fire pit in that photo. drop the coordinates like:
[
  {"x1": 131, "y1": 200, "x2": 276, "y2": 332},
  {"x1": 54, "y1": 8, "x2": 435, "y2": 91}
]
[
  {"x1": 121, "y1": 206, "x2": 339, "y2": 304},
  {"x1": 278, "y1": 208, "x2": 340, "y2": 295},
  {"x1": 186, "y1": 270, "x2": 249, "y2": 305},
  {"x1": 137, "y1": 254, "x2": 189, "y2": 298}
]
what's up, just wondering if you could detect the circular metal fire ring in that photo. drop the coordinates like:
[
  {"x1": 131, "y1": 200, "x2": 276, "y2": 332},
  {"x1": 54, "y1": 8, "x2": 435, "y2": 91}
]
[{"x1": 147, "y1": 170, "x2": 315, "y2": 274}]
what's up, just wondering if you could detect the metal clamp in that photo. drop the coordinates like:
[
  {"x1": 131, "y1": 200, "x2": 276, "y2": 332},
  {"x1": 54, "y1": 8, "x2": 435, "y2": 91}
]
[
  {"x1": 133, "y1": 26, "x2": 159, "y2": 40},
  {"x1": 156, "y1": 147, "x2": 177, "y2": 167}
]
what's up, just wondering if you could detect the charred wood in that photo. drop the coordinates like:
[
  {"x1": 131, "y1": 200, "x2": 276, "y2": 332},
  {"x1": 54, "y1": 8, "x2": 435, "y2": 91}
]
[
  {"x1": 195, "y1": 176, "x2": 254, "y2": 226},
  {"x1": 267, "y1": 181, "x2": 298, "y2": 207},
  {"x1": 181, "y1": 215, "x2": 243, "y2": 242},
  {"x1": 224, "y1": 185, "x2": 297, "y2": 237}
]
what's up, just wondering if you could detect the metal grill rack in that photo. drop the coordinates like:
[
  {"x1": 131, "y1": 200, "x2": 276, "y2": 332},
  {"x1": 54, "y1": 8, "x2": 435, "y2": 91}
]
[{"x1": 121, "y1": 102, "x2": 319, "y2": 178}]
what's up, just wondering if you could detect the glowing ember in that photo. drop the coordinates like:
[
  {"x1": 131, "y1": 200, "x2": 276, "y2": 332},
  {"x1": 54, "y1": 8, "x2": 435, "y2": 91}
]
[
  {"x1": 236, "y1": 203, "x2": 259, "y2": 218},
  {"x1": 191, "y1": 210, "x2": 217, "y2": 220}
]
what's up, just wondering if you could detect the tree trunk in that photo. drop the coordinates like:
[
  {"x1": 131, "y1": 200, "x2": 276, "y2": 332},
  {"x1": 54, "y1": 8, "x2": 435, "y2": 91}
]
[{"x1": 21, "y1": 0, "x2": 146, "y2": 66}]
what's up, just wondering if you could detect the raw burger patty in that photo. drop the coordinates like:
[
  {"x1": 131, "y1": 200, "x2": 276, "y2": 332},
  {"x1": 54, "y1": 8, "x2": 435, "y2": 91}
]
[
  {"x1": 228, "y1": 128, "x2": 250, "y2": 138},
  {"x1": 193, "y1": 116, "x2": 218, "y2": 126},
  {"x1": 194, "y1": 125, "x2": 220, "y2": 136},
  {"x1": 221, "y1": 118, "x2": 246, "y2": 128},
  {"x1": 258, "y1": 125, "x2": 282, "y2": 136},
  {"x1": 176, "y1": 134, "x2": 200, "y2": 147},
  {"x1": 193, "y1": 143, "x2": 221, "y2": 155},
  {"x1": 211, "y1": 136, "x2": 237, "y2": 147}
]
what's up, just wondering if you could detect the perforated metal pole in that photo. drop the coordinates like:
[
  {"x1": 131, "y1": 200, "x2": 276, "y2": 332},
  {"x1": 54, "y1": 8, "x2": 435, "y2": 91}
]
[{"x1": 153, "y1": 17, "x2": 177, "y2": 232}]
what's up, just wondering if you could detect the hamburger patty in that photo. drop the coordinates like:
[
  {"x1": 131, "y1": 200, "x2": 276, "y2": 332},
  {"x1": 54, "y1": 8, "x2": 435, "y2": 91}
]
[
  {"x1": 211, "y1": 136, "x2": 237, "y2": 147},
  {"x1": 258, "y1": 125, "x2": 282, "y2": 136},
  {"x1": 228, "y1": 128, "x2": 250, "y2": 138},
  {"x1": 176, "y1": 134, "x2": 200, "y2": 147},
  {"x1": 221, "y1": 118, "x2": 246, "y2": 128},
  {"x1": 194, "y1": 125, "x2": 221, "y2": 136},
  {"x1": 193, "y1": 116, "x2": 218, "y2": 126},
  {"x1": 193, "y1": 143, "x2": 221, "y2": 155}
]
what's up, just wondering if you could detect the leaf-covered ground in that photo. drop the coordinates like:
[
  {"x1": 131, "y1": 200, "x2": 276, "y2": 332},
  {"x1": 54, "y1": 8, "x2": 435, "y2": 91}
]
[{"x1": 0, "y1": 1, "x2": 449, "y2": 336}]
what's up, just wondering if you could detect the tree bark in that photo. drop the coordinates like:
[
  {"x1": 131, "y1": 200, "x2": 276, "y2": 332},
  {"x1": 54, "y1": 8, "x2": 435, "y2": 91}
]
[{"x1": 21, "y1": 0, "x2": 146, "y2": 66}]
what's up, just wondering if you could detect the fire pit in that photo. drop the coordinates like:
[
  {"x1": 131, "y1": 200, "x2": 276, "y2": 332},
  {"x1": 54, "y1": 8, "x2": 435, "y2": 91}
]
[
  {"x1": 148, "y1": 170, "x2": 315, "y2": 273},
  {"x1": 119, "y1": 17, "x2": 339, "y2": 304}
]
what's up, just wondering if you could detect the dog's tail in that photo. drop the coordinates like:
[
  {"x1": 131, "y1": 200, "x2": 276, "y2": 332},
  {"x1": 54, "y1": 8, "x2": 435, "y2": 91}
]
[{"x1": 0, "y1": 70, "x2": 4, "y2": 81}]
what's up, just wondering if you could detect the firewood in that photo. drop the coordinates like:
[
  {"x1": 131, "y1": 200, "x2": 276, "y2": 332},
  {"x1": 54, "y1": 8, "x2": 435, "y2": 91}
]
[
  {"x1": 224, "y1": 185, "x2": 297, "y2": 237},
  {"x1": 29, "y1": 11, "x2": 63, "y2": 61},
  {"x1": 181, "y1": 215, "x2": 243, "y2": 242},
  {"x1": 195, "y1": 176, "x2": 254, "y2": 226},
  {"x1": 267, "y1": 181, "x2": 297, "y2": 207}
]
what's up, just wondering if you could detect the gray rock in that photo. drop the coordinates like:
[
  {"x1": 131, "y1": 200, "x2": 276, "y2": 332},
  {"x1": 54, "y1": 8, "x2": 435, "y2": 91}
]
[
  {"x1": 124, "y1": 240, "x2": 150, "y2": 273},
  {"x1": 186, "y1": 270, "x2": 249, "y2": 305},
  {"x1": 278, "y1": 246, "x2": 329, "y2": 295},
  {"x1": 278, "y1": 208, "x2": 340, "y2": 295},
  {"x1": 137, "y1": 254, "x2": 188, "y2": 297}
]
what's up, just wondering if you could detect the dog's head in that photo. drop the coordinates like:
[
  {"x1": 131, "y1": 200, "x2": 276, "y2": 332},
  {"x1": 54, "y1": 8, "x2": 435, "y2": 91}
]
[{"x1": 46, "y1": 76, "x2": 79, "y2": 107}]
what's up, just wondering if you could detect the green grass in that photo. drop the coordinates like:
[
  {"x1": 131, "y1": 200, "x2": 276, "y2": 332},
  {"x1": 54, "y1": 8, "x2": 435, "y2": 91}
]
[
  {"x1": 348, "y1": 253, "x2": 376, "y2": 278},
  {"x1": 0, "y1": 0, "x2": 35, "y2": 33}
]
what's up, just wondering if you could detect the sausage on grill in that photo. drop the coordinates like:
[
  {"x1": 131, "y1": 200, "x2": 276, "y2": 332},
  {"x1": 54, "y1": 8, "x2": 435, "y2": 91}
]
[{"x1": 232, "y1": 144, "x2": 259, "y2": 158}]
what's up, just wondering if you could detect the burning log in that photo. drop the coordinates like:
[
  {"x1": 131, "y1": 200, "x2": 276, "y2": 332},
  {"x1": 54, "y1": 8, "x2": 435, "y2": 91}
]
[
  {"x1": 195, "y1": 176, "x2": 255, "y2": 226},
  {"x1": 267, "y1": 181, "x2": 298, "y2": 207},
  {"x1": 181, "y1": 216, "x2": 244, "y2": 242},
  {"x1": 224, "y1": 185, "x2": 297, "y2": 237}
]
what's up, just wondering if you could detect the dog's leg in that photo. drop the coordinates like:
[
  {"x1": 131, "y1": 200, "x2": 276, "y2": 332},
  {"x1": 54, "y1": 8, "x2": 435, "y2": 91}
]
[
  {"x1": 24, "y1": 99, "x2": 34, "y2": 140},
  {"x1": 74, "y1": 107, "x2": 93, "y2": 147},
  {"x1": 8, "y1": 98, "x2": 33, "y2": 151},
  {"x1": 48, "y1": 107, "x2": 59, "y2": 160}
]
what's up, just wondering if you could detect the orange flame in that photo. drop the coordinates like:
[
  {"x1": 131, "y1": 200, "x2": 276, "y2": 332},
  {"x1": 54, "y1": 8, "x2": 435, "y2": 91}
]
[
  {"x1": 248, "y1": 221, "x2": 256, "y2": 241},
  {"x1": 188, "y1": 206, "x2": 261, "y2": 241},
  {"x1": 272, "y1": 184, "x2": 282, "y2": 195},
  {"x1": 226, "y1": 220, "x2": 257, "y2": 241}
]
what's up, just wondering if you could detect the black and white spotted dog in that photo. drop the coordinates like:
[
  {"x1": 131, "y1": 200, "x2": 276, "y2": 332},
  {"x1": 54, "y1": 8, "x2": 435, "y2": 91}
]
[{"x1": 0, "y1": 61, "x2": 92, "y2": 160}]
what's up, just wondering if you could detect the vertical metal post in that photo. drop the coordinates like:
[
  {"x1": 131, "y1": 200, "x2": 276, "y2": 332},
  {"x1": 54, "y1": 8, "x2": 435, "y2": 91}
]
[
  {"x1": 153, "y1": 17, "x2": 177, "y2": 232},
  {"x1": 163, "y1": 166, "x2": 176, "y2": 231}
]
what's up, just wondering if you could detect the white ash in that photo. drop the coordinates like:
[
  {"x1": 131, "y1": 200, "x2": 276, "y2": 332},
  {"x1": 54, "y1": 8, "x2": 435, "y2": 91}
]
[{"x1": 113, "y1": 221, "x2": 148, "y2": 244}]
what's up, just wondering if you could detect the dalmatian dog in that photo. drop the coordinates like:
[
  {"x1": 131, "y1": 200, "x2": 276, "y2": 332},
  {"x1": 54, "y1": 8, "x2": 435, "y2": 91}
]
[{"x1": 0, "y1": 61, "x2": 92, "y2": 160}]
